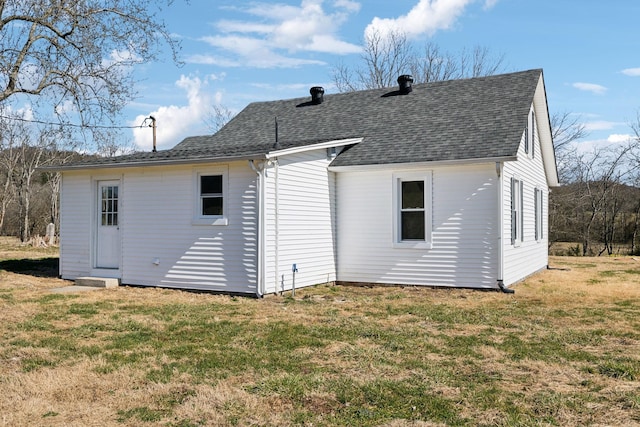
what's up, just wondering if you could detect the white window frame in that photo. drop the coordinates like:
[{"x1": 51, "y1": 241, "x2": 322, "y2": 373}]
[
  {"x1": 524, "y1": 106, "x2": 535, "y2": 159},
  {"x1": 511, "y1": 177, "x2": 523, "y2": 246},
  {"x1": 535, "y1": 187, "x2": 544, "y2": 242},
  {"x1": 529, "y1": 106, "x2": 535, "y2": 159},
  {"x1": 192, "y1": 165, "x2": 229, "y2": 226},
  {"x1": 392, "y1": 171, "x2": 432, "y2": 249}
]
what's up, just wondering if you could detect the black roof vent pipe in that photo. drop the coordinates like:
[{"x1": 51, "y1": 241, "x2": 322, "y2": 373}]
[
  {"x1": 398, "y1": 75, "x2": 413, "y2": 94},
  {"x1": 310, "y1": 86, "x2": 324, "y2": 104}
]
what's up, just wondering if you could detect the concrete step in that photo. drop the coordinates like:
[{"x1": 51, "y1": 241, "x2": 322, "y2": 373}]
[{"x1": 75, "y1": 277, "x2": 119, "y2": 288}]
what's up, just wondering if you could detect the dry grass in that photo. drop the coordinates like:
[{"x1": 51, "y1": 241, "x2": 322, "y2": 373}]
[{"x1": 0, "y1": 237, "x2": 639, "y2": 426}]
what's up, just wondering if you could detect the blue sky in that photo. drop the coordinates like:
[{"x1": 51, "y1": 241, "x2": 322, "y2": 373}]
[{"x1": 127, "y1": 0, "x2": 640, "y2": 152}]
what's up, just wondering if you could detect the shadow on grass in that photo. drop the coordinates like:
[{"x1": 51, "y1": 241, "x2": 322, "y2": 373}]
[{"x1": 0, "y1": 257, "x2": 59, "y2": 278}]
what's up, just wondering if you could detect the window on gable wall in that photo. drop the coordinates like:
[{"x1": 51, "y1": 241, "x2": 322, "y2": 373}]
[
  {"x1": 511, "y1": 178, "x2": 523, "y2": 245},
  {"x1": 523, "y1": 107, "x2": 535, "y2": 158},
  {"x1": 530, "y1": 107, "x2": 535, "y2": 159}
]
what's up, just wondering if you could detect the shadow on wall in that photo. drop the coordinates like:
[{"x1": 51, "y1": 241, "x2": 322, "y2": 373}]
[{"x1": 160, "y1": 237, "x2": 257, "y2": 293}]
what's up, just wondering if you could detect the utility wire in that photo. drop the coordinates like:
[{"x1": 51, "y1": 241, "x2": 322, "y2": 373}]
[{"x1": 0, "y1": 114, "x2": 147, "y2": 129}]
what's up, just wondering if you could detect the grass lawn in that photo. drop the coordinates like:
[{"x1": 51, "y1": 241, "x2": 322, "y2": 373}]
[{"x1": 0, "y1": 237, "x2": 638, "y2": 426}]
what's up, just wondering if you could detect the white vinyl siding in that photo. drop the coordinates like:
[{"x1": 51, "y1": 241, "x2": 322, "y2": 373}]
[
  {"x1": 503, "y1": 103, "x2": 549, "y2": 285},
  {"x1": 263, "y1": 149, "x2": 337, "y2": 294},
  {"x1": 337, "y1": 163, "x2": 498, "y2": 289},
  {"x1": 60, "y1": 162, "x2": 259, "y2": 293},
  {"x1": 123, "y1": 162, "x2": 257, "y2": 293},
  {"x1": 59, "y1": 172, "x2": 92, "y2": 279}
]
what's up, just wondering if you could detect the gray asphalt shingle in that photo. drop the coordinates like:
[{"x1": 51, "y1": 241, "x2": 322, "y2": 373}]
[{"x1": 58, "y1": 69, "x2": 542, "y2": 169}]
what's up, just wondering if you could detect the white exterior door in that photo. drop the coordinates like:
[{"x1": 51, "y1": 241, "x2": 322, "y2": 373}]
[{"x1": 96, "y1": 180, "x2": 121, "y2": 269}]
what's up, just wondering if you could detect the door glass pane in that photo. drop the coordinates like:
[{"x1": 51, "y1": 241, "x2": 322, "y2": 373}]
[
  {"x1": 402, "y1": 181, "x2": 424, "y2": 209},
  {"x1": 100, "y1": 185, "x2": 119, "y2": 226},
  {"x1": 401, "y1": 211, "x2": 425, "y2": 240}
]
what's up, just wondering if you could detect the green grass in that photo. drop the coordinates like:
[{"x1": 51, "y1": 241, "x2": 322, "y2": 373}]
[
  {"x1": 7, "y1": 293, "x2": 637, "y2": 425},
  {"x1": 2, "y1": 254, "x2": 640, "y2": 426}
]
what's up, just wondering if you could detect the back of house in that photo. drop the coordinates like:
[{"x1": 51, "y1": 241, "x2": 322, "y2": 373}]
[{"x1": 53, "y1": 69, "x2": 558, "y2": 295}]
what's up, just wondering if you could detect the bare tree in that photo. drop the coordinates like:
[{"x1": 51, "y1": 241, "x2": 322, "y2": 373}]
[
  {"x1": 333, "y1": 29, "x2": 413, "y2": 92},
  {"x1": 0, "y1": 113, "x2": 22, "y2": 233},
  {"x1": 14, "y1": 127, "x2": 59, "y2": 242},
  {"x1": 551, "y1": 111, "x2": 588, "y2": 154},
  {"x1": 568, "y1": 145, "x2": 634, "y2": 256},
  {"x1": 550, "y1": 111, "x2": 588, "y2": 183},
  {"x1": 628, "y1": 110, "x2": 640, "y2": 253},
  {"x1": 204, "y1": 104, "x2": 235, "y2": 134},
  {"x1": 332, "y1": 29, "x2": 505, "y2": 91},
  {"x1": 0, "y1": 0, "x2": 180, "y2": 129}
]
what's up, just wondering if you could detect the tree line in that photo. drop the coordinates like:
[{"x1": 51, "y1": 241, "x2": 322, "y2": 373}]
[
  {"x1": 549, "y1": 119, "x2": 640, "y2": 256},
  {"x1": 0, "y1": 117, "x2": 93, "y2": 242}
]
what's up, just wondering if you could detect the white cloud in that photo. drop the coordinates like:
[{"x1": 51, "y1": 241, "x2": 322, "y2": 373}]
[
  {"x1": 333, "y1": 0, "x2": 361, "y2": 13},
  {"x1": 571, "y1": 133, "x2": 633, "y2": 155},
  {"x1": 191, "y1": 1, "x2": 361, "y2": 69},
  {"x1": 572, "y1": 82, "x2": 607, "y2": 95},
  {"x1": 195, "y1": 35, "x2": 327, "y2": 68},
  {"x1": 54, "y1": 99, "x2": 76, "y2": 115},
  {"x1": 607, "y1": 133, "x2": 633, "y2": 144},
  {"x1": 584, "y1": 120, "x2": 620, "y2": 131},
  {"x1": 483, "y1": 0, "x2": 499, "y2": 9},
  {"x1": 208, "y1": 72, "x2": 227, "y2": 81},
  {"x1": 2, "y1": 104, "x2": 35, "y2": 121},
  {"x1": 365, "y1": 0, "x2": 474, "y2": 40},
  {"x1": 186, "y1": 54, "x2": 241, "y2": 68},
  {"x1": 621, "y1": 67, "x2": 640, "y2": 77},
  {"x1": 131, "y1": 75, "x2": 214, "y2": 150}
]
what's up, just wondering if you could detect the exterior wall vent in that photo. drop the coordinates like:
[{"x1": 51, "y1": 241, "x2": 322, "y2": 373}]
[
  {"x1": 310, "y1": 86, "x2": 324, "y2": 104},
  {"x1": 398, "y1": 75, "x2": 413, "y2": 94}
]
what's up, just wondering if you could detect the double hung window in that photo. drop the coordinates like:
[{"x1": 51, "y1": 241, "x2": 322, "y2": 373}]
[
  {"x1": 193, "y1": 166, "x2": 228, "y2": 225},
  {"x1": 534, "y1": 188, "x2": 544, "y2": 241},
  {"x1": 200, "y1": 175, "x2": 223, "y2": 216},
  {"x1": 393, "y1": 172, "x2": 432, "y2": 248},
  {"x1": 511, "y1": 178, "x2": 523, "y2": 245}
]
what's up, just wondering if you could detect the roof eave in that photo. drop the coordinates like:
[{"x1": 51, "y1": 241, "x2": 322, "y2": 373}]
[
  {"x1": 328, "y1": 155, "x2": 518, "y2": 172},
  {"x1": 41, "y1": 153, "x2": 268, "y2": 172},
  {"x1": 533, "y1": 72, "x2": 560, "y2": 187},
  {"x1": 267, "y1": 137, "x2": 363, "y2": 159}
]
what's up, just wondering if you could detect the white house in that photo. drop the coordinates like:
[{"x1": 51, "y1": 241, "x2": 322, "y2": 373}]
[{"x1": 51, "y1": 69, "x2": 558, "y2": 296}]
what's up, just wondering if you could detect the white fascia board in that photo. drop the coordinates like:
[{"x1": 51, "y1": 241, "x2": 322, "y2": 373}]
[
  {"x1": 533, "y1": 73, "x2": 560, "y2": 187},
  {"x1": 328, "y1": 156, "x2": 517, "y2": 172},
  {"x1": 266, "y1": 137, "x2": 363, "y2": 159},
  {"x1": 41, "y1": 153, "x2": 267, "y2": 172}
]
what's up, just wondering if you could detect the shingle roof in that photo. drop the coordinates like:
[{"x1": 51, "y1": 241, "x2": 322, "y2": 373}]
[{"x1": 55, "y1": 69, "x2": 542, "y2": 169}]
